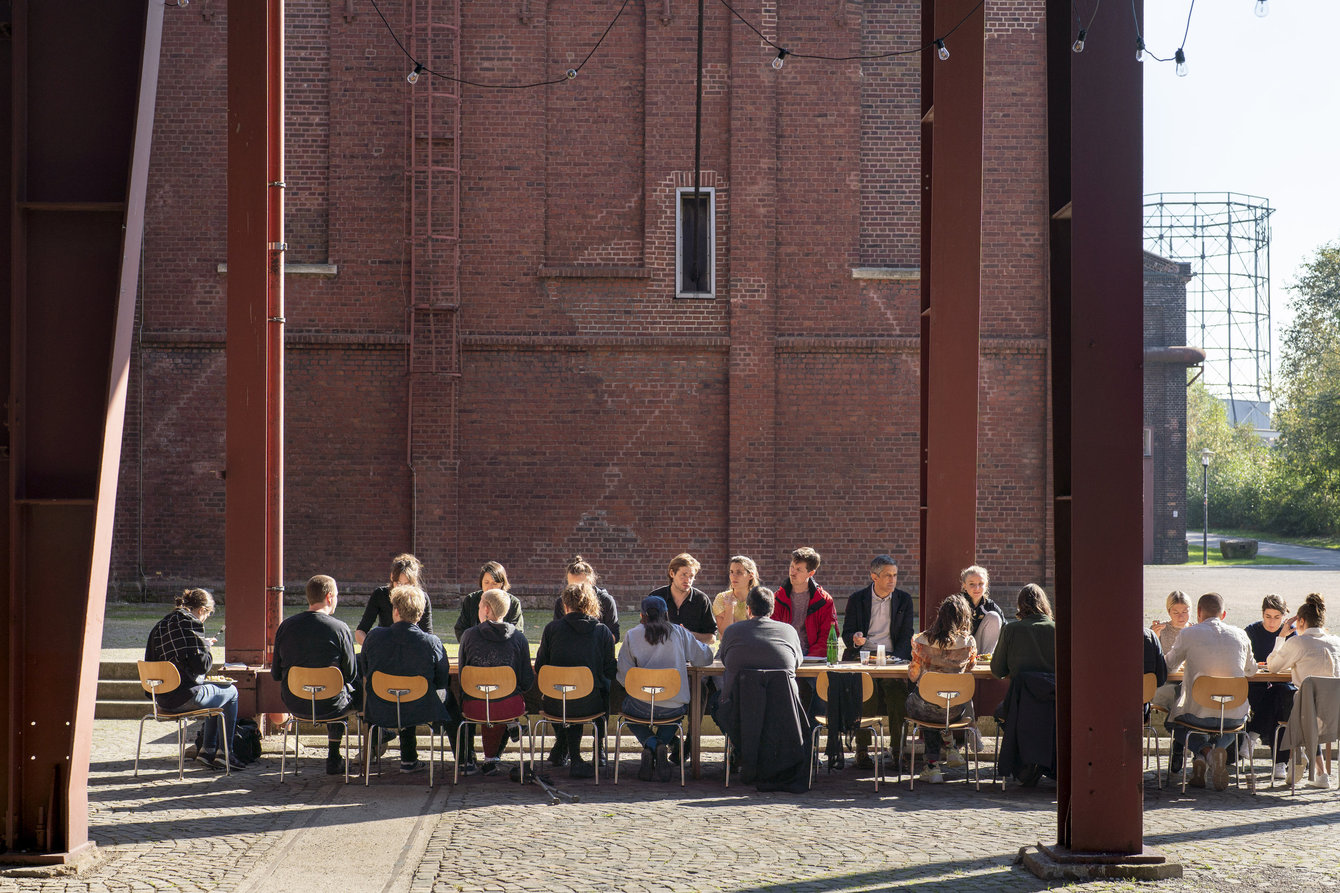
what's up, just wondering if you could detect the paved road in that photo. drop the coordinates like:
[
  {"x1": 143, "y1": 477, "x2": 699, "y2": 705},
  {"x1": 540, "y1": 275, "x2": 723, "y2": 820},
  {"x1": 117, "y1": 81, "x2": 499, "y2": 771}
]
[{"x1": 4, "y1": 720, "x2": 1340, "y2": 892}]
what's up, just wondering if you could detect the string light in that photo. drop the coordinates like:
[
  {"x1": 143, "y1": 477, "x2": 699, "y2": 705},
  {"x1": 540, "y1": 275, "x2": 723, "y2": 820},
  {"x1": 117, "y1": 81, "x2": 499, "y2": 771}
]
[
  {"x1": 935, "y1": 39, "x2": 950, "y2": 61},
  {"x1": 406, "y1": 63, "x2": 423, "y2": 85},
  {"x1": 771, "y1": 49, "x2": 789, "y2": 70},
  {"x1": 1135, "y1": 35, "x2": 1145, "y2": 62},
  {"x1": 1174, "y1": 47, "x2": 1188, "y2": 77},
  {"x1": 1254, "y1": 0, "x2": 1269, "y2": 17},
  {"x1": 1072, "y1": 29, "x2": 1088, "y2": 53}
]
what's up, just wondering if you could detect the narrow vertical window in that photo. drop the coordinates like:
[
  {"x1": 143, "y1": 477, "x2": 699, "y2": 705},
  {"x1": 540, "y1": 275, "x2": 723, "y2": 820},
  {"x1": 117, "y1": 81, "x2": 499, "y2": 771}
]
[{"x1": 676, "y1": 186, "x2": 715, "y2": 297}]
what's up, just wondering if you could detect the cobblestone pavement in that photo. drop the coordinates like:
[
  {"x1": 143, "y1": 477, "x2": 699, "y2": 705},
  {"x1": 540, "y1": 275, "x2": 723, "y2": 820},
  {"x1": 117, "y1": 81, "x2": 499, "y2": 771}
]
[{"x1": 4, "y1": 721, "x2": 1340, "y2": 893}]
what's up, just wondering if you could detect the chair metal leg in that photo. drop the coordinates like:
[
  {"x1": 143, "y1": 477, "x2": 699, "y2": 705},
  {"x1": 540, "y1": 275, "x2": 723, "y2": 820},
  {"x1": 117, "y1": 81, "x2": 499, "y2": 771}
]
[
  {"x1": 280, "y1": 719, "x2": 291, "y2": 781},
  {"x1": 176, "y1": 721, "x2": 186, "y2": 780},
  {"x1": 135, "y1": 715, "x2": 150, "y2": 777},
  {"x1": 612, "y1": 719, "x2": 625, "y2": 784}
]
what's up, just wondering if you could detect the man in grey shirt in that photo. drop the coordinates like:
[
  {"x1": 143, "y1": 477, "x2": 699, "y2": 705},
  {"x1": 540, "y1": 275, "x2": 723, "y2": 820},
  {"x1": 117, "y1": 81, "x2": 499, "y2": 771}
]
[{"x1": 717, "y1": 587, "x2": 804, "y2": 695}]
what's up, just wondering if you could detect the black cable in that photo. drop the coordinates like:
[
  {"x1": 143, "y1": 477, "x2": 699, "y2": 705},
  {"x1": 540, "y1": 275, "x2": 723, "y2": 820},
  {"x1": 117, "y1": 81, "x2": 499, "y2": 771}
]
[
  {"x1": 717, "y1": 0, "x2": 985, "y2": 62},
  {"x1": 368, "y1": 0, "x2": 631, "y2": 89}
]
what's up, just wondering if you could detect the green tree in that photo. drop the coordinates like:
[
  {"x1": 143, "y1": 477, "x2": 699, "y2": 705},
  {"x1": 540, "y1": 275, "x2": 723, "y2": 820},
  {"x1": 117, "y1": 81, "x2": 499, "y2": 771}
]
[{"x1": 1186, "y1": 375, "x2": 1271, "y2": 530}]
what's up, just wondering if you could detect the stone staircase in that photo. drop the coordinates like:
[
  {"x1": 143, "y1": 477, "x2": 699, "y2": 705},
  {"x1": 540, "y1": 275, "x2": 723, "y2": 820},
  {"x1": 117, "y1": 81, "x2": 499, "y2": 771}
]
[{"x1": 96, "y1": 659, "x2": 149, "y2": 719}]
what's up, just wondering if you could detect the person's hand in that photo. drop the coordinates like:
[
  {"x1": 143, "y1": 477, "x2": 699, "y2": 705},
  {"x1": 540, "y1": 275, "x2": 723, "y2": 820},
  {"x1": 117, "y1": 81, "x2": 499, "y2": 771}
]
[
  {"x1": 1151, "y1": 619, "x2": 1167, "y2": 635},
  {"x1": 205, "y1": 637, "x2": 218, "y2": 647},
  {"x1": 1279, "y1": 615, "x2": 1297, "y2": 637},
  {"x1": 853, "y1": 632, "x2": 867, "y2": 647}
]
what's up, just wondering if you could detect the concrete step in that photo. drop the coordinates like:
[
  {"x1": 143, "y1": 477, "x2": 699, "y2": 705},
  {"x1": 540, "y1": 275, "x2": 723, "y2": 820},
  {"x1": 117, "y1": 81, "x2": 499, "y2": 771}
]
[
  {"x1": 98, "y1": 679, "x2": 144, "y2": 700},
  {"x1": 97, "y1": 700, "x2": 151, "y2": 720},
  {"x1": 100, "y1": 660, "x2": 141, "y2": 681}
]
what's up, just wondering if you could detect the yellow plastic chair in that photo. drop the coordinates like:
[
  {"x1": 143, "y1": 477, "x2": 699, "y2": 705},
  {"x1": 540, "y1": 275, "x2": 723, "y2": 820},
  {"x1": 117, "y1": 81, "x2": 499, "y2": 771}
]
[
  {"x1": 1142, "y1": 672, "x2": 1166, "y2": 788},
  {"x1": 1168, "y1": 675, "x2": 1252, "y2": 793},
  {"x1": 899, "y1": 671, "x2": 979, "y2": 790},
  {"x1": 807, "y1": 671, "x2": 886, "y2": 792},
  {"x1": 363, "y1": 670, "x2": 437, "y2": 788},
  {"x1": 134, "y1": 660, "x2": 231, "y2": 779},
  {"x1": 279, "y1": 666, "x2": 360, "y2": 783},
  {"x1": 530, "y1": 665, "x2": 604, "y2": 785},
  {"x1": 612, "y1": 667, "x2": 686, "y2": 786},
  {"x1": 455, "y1": 665, "x2": 527, "y2": 784}
]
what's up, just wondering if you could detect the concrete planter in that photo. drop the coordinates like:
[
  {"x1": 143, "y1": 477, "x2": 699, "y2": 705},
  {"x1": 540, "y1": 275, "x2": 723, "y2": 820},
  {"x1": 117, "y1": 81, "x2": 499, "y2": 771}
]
[{"x1": 1220, "y1": 539, "x2": 1259, "y2": 560}]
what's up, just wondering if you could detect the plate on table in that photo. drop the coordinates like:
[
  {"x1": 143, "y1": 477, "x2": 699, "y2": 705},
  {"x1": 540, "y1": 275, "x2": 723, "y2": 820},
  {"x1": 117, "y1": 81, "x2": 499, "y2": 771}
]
[{"x1": 204, "y1": 676, "x2": 236, "y2": 686}]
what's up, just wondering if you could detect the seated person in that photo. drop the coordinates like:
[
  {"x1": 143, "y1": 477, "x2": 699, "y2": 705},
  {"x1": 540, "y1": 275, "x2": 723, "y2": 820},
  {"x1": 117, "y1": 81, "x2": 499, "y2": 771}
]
[
  {"x1": 534, "y1": 582, "x2": 617, "y2": 778},
  {"x1": 359, "y1": 584, "x2": 454, "y2": 773},
  {"x1": 357, "y1": 553, "x2": 433, "y2": 645},
  {"x1": 905, "y1": 594, "x2": 977, "y2": 785},
  {"x1": 841, "y1": 554, "x2": 915, "y2": 769},
  {"x1": 1150, "y1": 589, "x2": 1192, "y2": 768},
  {"x1": 1165, "y1": 592, "x2": 1257, "y2": 791},
  {"x1": 990, "y1": 584, "x2": 1056, "y2": 680},
  {"x1": 145, "y1": 588, "x2": 243, "y2": 771},
  {"x1": 648, "y1": 553, "x2": 718, "y2": 644},
  {"x1": 271, "y1": 574, "x2": 360, "y2": 774},
  {"x1": 616, "y1": 595, "x2": 714, "y2": 782},
  {"x1": 545, "y1": 556, "x2": 621, "y2": 767},
  {"x1": 716, "y1": 586, "x2": 804, "y2": 694},
  {"x1": 454, "y1": 561, "x2": 524, "y2": 641},
  {"x1": 714, "y1": 555, "x2": 762, "y2": 640},
  {"x1": 459, "y1": 588, "x2": 534, "y2": 775},
  {"x1": 1265, "y1": 593, "x2": 1340, "y2": 789},
  {"x1": 960, "y1": 565, "x2": 1005, "y2": 655},
  {"x1": 774, "y1": 547, "x2": 838, "y2": 659},
  {"x1": 991, "y1": 584, "x2": 1057, "y2": 786},
  {"x1": 1244, "y1": 593, "x2": 1296, "y2": 779}
]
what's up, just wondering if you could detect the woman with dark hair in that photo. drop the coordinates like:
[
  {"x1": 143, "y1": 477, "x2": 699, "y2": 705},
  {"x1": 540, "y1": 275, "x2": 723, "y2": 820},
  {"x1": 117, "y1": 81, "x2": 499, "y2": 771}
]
[
  {"x1": 1266, "y1": 593, "x2": 1340, "y2": 789},
  {"x1": 534, "y1": 582, "x2": 618, "y2": 779},
  {"x1": 454, "y1": 561, "x2": 524, "y2": 642},
  {"x1": 551, "y1": 555, "x2": 620, "y2": 641},
  {"x1": 615, "y1": 595, "x2": 714, "y2": 781},
  {"x1": 1244, "y1": 593, "x2": 1295, "y2": 779},
  {"x1": 904, "y1": 594, "x2": 977, "y2": 784},
  {"x1": 990, "y1": 584, "x2": 1056, "y2": 680},
  {"x1": 357, "y1": 553, "x2": 434, "y2": 644},
  {"x1": 458, "y1": 589, "x2": 534, "y2": 776},
  {"x1": 144, "y1": 589, "x2": 244, "y2": 770}
]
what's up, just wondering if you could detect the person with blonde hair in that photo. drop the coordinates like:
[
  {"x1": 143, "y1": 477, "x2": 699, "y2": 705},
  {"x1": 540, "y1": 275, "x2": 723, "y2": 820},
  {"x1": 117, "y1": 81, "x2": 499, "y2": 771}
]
[
  {"x1": 959, "y1": 565, "x2": 1004, "y2": 655},
  {"x1": 1266, "y1": 593, "x2": 1340, "y2": 789},
  {"x1": 459, "y1": 588, "x2": 535, "y2": 776},
  {"x1": 145, "y1": 588, "x2": 244, "y2": 771},
  {"x1": 1151, "y1": 589, "x2": 1194, "y2": 771},
  {"x1": 714, "y1": 555, "x2": 760, "y2": 638},
  {"x1": 359, "y1": 584, "x2": 454, "y2": 773},
  {"x1": 535, "y1": 582, "x2": 617, "y2": 779},
  {"x1": 357, "y1": 553, "x2": 434, "y2": 645}
]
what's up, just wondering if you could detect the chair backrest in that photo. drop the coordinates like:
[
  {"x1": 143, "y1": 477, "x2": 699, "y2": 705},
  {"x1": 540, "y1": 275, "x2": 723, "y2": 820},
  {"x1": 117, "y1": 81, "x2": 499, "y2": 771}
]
[
  {"x1": 623, "y1": 667, "x2": 682, "y2": 715},
  {"x1": 917, "y1": 671, "x2": 975, "y2": 708},
  {"x1": 138, "y1": 660, "x2": 182, "y2": 703},
  {"x1": 816, "y1": 670, "x2": 874, "y2": 704},
  {"x1": 1189, "y1": 675, "x2": 1248, "y2": 715},
  {"x1": 460, "y1": 665, "x2": 518, "y2": 701},
  {"x1": 1142, "y1": 672, "x2": 1157, "y2": 705},
  {"x1": 370, "y1": 670, "x2": 429, "y2": 729},
  {"x1": 287, "y1": 666, "x2": 346, "y2": 721},
  {"x1": 537, "y1": 665, "x2": 595, "y2": 714}
]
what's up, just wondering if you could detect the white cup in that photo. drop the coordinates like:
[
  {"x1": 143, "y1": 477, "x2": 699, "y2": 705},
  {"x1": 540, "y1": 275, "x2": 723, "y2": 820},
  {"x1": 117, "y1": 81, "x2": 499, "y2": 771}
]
[
  {"x1": 859, "y1": 650, "x2": 871, "y2": 665},
  {"x1": 876, "y1": 644, "x2": 886, "y2": 665}
]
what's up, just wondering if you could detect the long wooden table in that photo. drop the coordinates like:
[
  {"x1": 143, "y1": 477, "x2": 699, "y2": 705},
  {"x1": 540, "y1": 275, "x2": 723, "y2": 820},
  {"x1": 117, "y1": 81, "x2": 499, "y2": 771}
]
[{"x1": 683, "y1": 662, "x2": 1293, "y2": 780}]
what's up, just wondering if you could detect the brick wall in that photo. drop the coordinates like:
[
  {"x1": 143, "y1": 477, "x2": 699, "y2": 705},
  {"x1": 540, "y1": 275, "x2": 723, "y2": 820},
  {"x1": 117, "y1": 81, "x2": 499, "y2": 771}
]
[
  {"x1": 1143, "y1": 251, "x2": 1193, "y2": 565},
  {"x1": 117, "y1": 1, "x2": 1055, "y2": 606}
]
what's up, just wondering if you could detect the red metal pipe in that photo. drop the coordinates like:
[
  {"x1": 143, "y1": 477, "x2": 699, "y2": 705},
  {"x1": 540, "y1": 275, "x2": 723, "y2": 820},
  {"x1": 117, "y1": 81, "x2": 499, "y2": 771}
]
[{"x1": 265, "y1": 0, "x2": 285, "y2": 662}]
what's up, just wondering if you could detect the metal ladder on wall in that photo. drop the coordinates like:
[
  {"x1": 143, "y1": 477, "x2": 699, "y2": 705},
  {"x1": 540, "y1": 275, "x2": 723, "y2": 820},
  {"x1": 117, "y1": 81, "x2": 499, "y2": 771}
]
[{"x1": 405, "y1": 0, "x2": 462, "y2": 569}]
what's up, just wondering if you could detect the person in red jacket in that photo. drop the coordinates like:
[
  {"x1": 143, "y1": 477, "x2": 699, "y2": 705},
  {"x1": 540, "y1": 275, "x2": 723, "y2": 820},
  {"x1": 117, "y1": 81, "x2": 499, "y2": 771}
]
[{"x1": 773, "y1": 547, "x2": 838, "y2": 714}]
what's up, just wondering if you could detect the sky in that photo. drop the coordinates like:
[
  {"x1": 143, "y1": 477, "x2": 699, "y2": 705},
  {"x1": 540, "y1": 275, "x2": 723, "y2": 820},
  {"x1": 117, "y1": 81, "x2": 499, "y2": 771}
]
[{"x1": 1142, "y1": 1, "x2": 1340, "y2": 386}]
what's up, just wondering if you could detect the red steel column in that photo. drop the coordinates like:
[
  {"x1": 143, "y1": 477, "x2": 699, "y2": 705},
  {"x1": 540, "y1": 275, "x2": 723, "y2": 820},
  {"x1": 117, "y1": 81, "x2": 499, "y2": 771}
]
[
  {"x1": 1048, "y1": 0, "x2": 1147, "y2": 857},
  {"x1": 919, "y1": 0, "x2": 984, "y2": 618},
  {"x1": 226, "y1": 1, "x2": 284, "y2": 672}
]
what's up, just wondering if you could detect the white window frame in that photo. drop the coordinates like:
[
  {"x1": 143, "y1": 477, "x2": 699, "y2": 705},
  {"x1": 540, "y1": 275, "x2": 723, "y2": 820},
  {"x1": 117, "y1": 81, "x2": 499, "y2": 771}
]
[{"x1": 675, "y1": 186, "x2": 716, "y2": 298}]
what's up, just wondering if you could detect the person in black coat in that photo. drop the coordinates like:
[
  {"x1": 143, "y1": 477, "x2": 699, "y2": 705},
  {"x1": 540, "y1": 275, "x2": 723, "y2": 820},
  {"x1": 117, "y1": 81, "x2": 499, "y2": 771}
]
[
  {"x1": 840, "y1": 554, "x2": 916, "y2": 769},
  {"x1": 356, "y1": 553, "x2": 433, "y2": 645},
  {"x1": 535, "y1": 583, "x2": 618, "y2": 778},
  {"x1": 545, "y1": 556, "x2": 620, "y2": 767},
  {"x1": 454, "y1": 561, "x2": 524, "y2": 642},
  {"x1": 458, "y1": 588, "x2": 535, "y2": 775}
]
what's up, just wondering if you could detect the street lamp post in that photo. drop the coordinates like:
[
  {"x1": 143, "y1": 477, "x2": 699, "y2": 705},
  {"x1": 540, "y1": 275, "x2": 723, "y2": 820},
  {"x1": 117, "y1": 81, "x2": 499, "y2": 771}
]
[{"x1": 1200, "y1": 448, "x2": 1214, "y2": 565}]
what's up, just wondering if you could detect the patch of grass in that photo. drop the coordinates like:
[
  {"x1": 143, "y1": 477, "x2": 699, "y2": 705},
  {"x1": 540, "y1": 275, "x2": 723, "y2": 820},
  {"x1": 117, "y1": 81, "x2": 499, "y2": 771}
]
[
  {"x1": 1182, "y1": 545, "x2": 1309, "y2": 567},
  {"x1": 1208, "y1": 527, "x2": 1340, "y2": 552}
]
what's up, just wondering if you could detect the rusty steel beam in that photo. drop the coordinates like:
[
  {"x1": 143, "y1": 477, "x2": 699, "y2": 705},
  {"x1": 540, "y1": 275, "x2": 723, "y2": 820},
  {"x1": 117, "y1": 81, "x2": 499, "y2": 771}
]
[
  {"x1": 226, "y1": 0, "x2": 284, "y2": 677},
  {"x1": 2, "y1": 0, "x2": 162, "y2": 861},
  {"x1": 919, "y1": 0, "x2": 984, "y2": 621},
  {"x1": 1048, "y1": 0, "x2": 1148, "y2": 858}
]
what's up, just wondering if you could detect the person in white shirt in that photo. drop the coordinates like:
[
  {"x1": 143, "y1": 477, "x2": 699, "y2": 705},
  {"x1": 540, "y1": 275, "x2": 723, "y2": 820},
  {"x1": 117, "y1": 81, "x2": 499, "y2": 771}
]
[
  {"x1": 1165, "y1": 592, "x2": 1257, "y2": 791},
  {"x1": 1265, "y1": 593, "x2": 1340, "y2": 789}
]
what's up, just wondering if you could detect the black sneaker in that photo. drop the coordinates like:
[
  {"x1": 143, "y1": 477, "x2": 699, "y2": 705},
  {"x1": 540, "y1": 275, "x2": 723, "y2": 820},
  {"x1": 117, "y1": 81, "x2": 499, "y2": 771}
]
[
  {"x1": 457, "y1": 761, "x2": 478, "y2": 776},
  {"x1": 637, "y1": 747, "x2": 655, "y2": 781},
  {"x1": 479, "y1": 760, "x2": 500, "y2": 777},
  {"x1": 196, "y1": 750, "x2": 220, "y2": 770},
  {"x1": 211, "y1": 753, "x2": 247, "y2": 772},
  {"x1": 655, "y1": 742, "x2": 673, "y2": 782},
  {"x1": 570, "y1": 759, "x2": 595, "y2": 779},
  {"x1": 547, "y1": 739, "x2": 569, "y2": 767},
  {"x1": 400, "y1": 759, "x2": 426, "y2": 774},
  {"x1": 326, "y1": 756, "x2": 347, "y2": 776}
]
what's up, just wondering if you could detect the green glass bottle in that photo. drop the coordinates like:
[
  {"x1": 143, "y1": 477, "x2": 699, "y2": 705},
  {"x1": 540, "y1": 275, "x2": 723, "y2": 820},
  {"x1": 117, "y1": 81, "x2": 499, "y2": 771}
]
[{"x1": 826, "y1": 622, "x2": 839, "y2": 666}]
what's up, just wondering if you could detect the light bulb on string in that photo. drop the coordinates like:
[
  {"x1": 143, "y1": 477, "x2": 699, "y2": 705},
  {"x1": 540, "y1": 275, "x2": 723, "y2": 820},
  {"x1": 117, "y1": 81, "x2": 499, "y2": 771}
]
[
  {"x1": 406, "y1": 63, "x2": 424, "y2": 85},
  {"x1": 1072, "y1": 29, "x2": 1087, "y2": 54},
  {"x1": 935, "y1": 39, "x2": 949, "y2": 61},
  {"x1": 772, "y1": 49, "x2": 789, "y2": 70},
  {"x1": 1135, "y1": 36, "x2": 1145, "y2": 62},
  {"x1": 1174, "y1": 48, "x2": 1188, "y2": 77},
  {"x1": 1255, "y1": 0, "x2": 1269, "y2": 17}
]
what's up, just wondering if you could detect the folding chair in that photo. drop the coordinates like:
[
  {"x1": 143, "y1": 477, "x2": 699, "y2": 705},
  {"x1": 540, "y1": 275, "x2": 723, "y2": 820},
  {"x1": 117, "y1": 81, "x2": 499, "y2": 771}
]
[
  {"x1": 1142, "y1": 672, "x2": 1165, "y2": 788},
  {"x1": 364, "y1": 670, "x2": 439, "y2": 788},
  {"x1": 1168, "y1": 675, "x2": 1252, "y2": 793},
  {"x1": 134, "y1": 660, "x2": 231, "y2": 779},
  {"x1": 530, "y1": 665, "x2": 603, "y2": 784},
  {"x1": 612, "y1": 667, "x2": 686, "y2": 786},
  {"x1": 278, "y1": 665, "x2": 360, "y2": 783},
  {"x1": 806, "y1": 671, "x2": 885, "y2": 792}
]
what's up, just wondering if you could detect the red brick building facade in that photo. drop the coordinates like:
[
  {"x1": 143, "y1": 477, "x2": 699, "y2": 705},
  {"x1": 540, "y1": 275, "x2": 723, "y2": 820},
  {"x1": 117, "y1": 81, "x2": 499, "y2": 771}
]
[{"x1": 113, "y1": 1, "x2": 1052, "y2": 607}]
